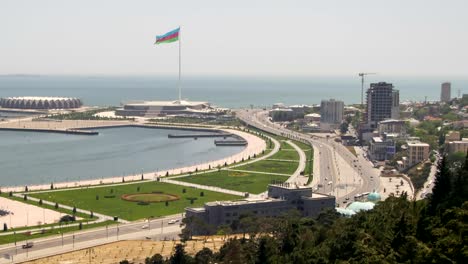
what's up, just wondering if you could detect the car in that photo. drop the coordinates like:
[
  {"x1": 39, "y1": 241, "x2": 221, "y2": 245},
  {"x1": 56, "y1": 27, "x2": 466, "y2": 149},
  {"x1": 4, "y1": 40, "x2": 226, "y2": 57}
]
[
  {"x1": 168, "y1": 219, "x2": 179, "y2": 224},
  {"x1": 141, "y1": 224, "x2": 149, "y2": 229},
  {"x1": 345, "y1": 197, "x2": 350, "y2": 200},
  {"x1": 22, "y1": 242, "x2": 33, "y2": 249}
]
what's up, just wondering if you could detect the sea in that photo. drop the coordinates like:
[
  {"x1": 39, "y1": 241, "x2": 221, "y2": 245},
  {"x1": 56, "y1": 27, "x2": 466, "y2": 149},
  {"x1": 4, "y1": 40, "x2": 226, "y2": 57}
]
[
  {"x1": 0, "y1": 75, "x2": 467, "y2": 186},
  {"x1": 1, "y1": 75, "x2": 467, "y2": 108},
  {"x1": 0, "y1": 127, "x2": 244, "y2": 186}
]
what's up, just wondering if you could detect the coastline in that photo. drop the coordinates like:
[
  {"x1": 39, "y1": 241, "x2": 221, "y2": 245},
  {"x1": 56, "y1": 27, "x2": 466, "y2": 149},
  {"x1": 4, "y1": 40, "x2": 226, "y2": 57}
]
[{"x1": 0, "y1": 127, "x2": 266, "y2": 193}]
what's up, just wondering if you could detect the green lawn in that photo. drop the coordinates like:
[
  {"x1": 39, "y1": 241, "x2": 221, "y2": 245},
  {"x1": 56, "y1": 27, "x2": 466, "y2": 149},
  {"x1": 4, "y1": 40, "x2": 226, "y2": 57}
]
[
  {"x1": 177, "y1": 170, "x2": 288, "y2": 194},
  {"x1": 235, "y1": 159, "x2": 298, "y2": 175},
  {"x1": 280, "y1": 141, "x2": 294, "y2": 149},
  {"x1": 268, "y1": 148, "x2": 300, "y2": 161},
  {"x1": 30, "y1": 182, "x2": 239, "y2": 221},
  {"x1": 292, "y1": 140, "x2": 312, "y2": 152}
]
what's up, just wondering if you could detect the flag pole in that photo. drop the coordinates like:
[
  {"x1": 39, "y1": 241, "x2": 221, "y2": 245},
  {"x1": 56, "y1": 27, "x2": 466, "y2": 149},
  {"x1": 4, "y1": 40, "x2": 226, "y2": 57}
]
[{"x1": 178, "y1": 26, "x2": 181, "y2": 102}]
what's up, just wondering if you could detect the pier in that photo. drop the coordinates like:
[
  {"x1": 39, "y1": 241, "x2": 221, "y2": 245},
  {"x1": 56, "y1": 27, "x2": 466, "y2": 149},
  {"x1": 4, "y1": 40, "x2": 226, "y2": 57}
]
[
  {"x1": 168, "y1": 133, "x2": 233, "y2": 139},
  {"x1": 214, "y1": 140, "x2": 248, "y2": 146}
]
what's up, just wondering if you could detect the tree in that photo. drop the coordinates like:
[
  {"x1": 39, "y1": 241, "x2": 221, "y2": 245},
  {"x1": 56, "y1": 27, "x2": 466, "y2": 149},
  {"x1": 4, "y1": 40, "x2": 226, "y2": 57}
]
[
  {"x1": 3, "y1": 223, "x2": 7, "y2": 232},
  {"x1": 50, "y1": 183, "x2": 54, "y2": 190},
  {"x1": 429, "y1": 156, "x2": 452, "y2": 214},
  {"x1": 169, "y1": 244, "x2": 193, "y2": 264},
  {"x1": 145, "y1": 253, "x2": 164, "y2": 264},
  {"x1": 23, "y1": 195, "x2": 27, "y2": 201},
  {"x1": 72, "y1": 206, "x2": 77, "y2": 215},
  {"x1": 200, "y1": 191, "x2": 204, "y2": 197},
  {"x1": 39, "y1": 199, "x2": 43, "y2": 205},
  {"x1": 55, "y1": 202, "x2": 59, "y2": 209},
  {"x1": 194, "y1": 247, "x2": 213, "y2": 264},
  {"x1": 90, "y1": 211, "x2": 94, "y2": 218},
  {"x1": 79, "y1": 222, "x2": 83, "y2": 230}
]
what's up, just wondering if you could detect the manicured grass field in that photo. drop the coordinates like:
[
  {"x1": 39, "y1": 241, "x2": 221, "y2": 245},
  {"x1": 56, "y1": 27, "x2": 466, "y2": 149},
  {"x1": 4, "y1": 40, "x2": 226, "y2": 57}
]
[
  {"x1": 235, "y1": 159, "x2": 298, "y2": 175},
  {"x1": 30, "y1": 182, "x2": 239, "y2": 221},
  {"x1": 178, "y1": 170, "x2": 288, "y2": 194},
  {"x1": 292, "y1": 140, "x2": 313, "y2": 152},
  {"x1": 280, "y1": 141, "x2": 294, "y2": 149},
  {"x1": 268, "y1": 148, "x2": 300, "y2": 161}
]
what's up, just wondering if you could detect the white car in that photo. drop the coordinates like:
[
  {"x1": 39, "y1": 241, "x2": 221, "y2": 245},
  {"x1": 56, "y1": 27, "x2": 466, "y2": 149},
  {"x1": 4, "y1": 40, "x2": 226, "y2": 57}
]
[
  {"x1": 168, "y1": 219, "x2": 179, "y2": 224},
  {"x1": 141, "y1": 224, "x2": 149, "y2": 229}
]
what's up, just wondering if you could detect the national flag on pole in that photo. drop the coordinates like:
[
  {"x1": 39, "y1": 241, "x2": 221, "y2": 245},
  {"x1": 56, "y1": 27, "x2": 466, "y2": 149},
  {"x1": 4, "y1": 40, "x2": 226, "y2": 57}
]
[{"x1": 155, "y1": 27, "x2": 180, "y2": 45}]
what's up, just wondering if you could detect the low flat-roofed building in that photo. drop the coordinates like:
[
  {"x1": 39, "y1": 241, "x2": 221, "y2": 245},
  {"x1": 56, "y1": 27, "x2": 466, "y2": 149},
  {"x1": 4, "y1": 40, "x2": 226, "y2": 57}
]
[
  {"x1": 407, "y1": 142, "x2": 430, "y2": 166},
  {"x1": 185, "y1": 184, "x2": 335, "y2": 234},
  {"x1": 446, "y1": 138, "x2": 468, "y2": 154},
  {"x1": 304, "y1": 113, "x2": 321, "y2": 123},
  {"x1": 269, "y1": 108, "x2": 295, "y2": 122},
  {"x1": 115, "y1": 100, "x2": 224, "y2": 117},
  {"x1": 445, "y1": 131, "x2": 461, "y2": 143},
  {"x1": 369, "y1": 137, "x2": 395, "y2": 161},
  {"x1": 289, "y1": 105, "x2": 311, "y2": 118},
  {"x1": 378, "y1": 119, "x2": 406, "y2": 136}
]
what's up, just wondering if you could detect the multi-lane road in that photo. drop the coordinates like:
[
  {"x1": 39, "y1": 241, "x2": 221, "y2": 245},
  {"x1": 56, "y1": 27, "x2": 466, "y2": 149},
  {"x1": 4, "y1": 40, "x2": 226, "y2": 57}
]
[
  {"x1": 0, "y1": 216, "x2": 182, "y2": 263},
  {"x1": 236, "y1": 109, "x2": 380, "y2": 205}
]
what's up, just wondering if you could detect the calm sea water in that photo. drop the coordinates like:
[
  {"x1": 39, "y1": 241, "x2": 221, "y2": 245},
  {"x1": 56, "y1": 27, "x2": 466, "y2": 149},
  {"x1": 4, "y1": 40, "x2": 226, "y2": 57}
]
[
  {"x1": 0, "y1": 127, "x2": 244, "y2": 186},
  {"x1": 1, "y1": 75, "x2": 467, "y2": 107}
]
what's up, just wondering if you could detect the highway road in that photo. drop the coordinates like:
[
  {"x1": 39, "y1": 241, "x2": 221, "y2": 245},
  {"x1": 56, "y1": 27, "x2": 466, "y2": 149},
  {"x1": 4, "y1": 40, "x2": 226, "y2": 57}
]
[
  {"x1": 0, "y1": 216, "x2": 182, "y2": 263},
  {"x1": 236, "y1": 109, "x2": 380, "y2": 205}
]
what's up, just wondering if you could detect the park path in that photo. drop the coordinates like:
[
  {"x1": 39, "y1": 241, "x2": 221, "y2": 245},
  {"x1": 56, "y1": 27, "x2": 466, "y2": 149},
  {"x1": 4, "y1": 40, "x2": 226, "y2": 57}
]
[
  {"x1": 159, "y1": 178, "x2": 249, "y2": 197},
  {"x1": 12, "y1": 193, "x2": 126, "y2": 224},
  {"x1": 222, "y1": 169, "x2": 290, "y2": 177},
  {"x1": 285, "y1": 140, "x2": 307, "y2": 184}
]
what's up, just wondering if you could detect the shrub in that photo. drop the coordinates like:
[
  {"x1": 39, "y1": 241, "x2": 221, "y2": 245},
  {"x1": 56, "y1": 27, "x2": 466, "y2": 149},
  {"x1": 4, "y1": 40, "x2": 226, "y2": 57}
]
[{"x1": 59, "y1": 215, "x2": 76, "y2": 223}]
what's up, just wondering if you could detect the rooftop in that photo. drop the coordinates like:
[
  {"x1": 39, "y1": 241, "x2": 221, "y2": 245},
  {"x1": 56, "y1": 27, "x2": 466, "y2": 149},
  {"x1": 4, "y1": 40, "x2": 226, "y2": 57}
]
[
  {"x1": 407, "y1": 142, "x2": 430, "y2": 147},
  {"x1": 125, "y1": 100, "x2": 208, "y2": 107}
]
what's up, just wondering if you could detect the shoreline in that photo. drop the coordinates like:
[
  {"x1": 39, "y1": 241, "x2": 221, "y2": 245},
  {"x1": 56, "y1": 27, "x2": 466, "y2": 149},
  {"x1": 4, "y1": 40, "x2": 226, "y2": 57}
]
[{"x1": 0, "y1": 127, "x2": 266, "y2": 193}]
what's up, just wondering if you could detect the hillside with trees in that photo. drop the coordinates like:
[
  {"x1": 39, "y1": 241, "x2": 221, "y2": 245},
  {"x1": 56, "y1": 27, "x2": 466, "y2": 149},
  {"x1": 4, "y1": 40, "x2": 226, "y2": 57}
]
[{"x1": 125, "y1": 155, "x2": 468, "y2": 264}]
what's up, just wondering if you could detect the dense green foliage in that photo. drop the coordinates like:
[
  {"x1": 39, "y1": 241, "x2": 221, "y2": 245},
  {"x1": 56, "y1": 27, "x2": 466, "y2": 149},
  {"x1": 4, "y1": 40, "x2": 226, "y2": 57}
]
[{"x1": 155, "y1": 154, "x2": 468, "y2": 263}]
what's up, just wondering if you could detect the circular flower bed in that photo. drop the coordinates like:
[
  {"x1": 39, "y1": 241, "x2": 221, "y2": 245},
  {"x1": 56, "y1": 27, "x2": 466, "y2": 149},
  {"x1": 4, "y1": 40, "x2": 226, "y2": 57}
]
[{"x1": 121, "y1": 193, "x2": 180, "y2": 203}]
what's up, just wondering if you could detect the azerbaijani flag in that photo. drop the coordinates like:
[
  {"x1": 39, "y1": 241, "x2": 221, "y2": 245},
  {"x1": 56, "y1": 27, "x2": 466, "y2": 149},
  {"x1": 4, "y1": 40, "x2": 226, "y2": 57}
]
[{"x1": 155, "y1": 27, "x2": 180, "y2": 45}]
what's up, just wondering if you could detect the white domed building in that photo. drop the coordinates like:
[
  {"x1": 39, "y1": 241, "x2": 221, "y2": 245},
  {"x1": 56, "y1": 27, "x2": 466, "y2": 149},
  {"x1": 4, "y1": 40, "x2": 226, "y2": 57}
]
[{"x1": 0, "y1": 97, "x2": 83, "y2": 110}]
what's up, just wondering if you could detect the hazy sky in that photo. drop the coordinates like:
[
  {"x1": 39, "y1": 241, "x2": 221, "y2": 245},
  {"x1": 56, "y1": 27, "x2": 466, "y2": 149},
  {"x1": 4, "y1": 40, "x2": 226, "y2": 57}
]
[{"x1": 1, "y1": 0, "x2": 467, "y2": 77}]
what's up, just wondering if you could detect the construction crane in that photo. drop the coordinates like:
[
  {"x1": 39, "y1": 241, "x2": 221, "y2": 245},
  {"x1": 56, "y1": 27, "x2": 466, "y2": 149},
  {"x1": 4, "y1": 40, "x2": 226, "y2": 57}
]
[{"x1": 358, "y1": 72, "x2": 376, "y2": 107}]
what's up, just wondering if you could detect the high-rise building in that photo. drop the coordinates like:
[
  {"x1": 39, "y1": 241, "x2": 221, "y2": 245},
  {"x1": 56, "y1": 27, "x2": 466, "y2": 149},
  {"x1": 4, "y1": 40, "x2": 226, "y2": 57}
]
[
  {"x1": 441, "y1": 82, "x2": 451, "y2": 102},
  {"x1": 365, "y1": 82, "x2": 399, "y2": 129},
  {"x1": 320, "y1": 99, "x2": 344, "y2": 124}
]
